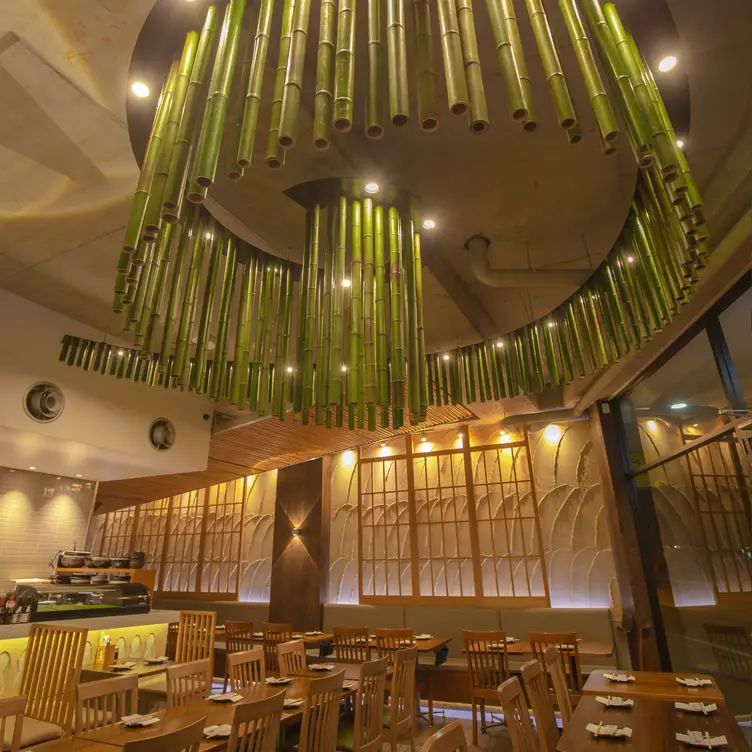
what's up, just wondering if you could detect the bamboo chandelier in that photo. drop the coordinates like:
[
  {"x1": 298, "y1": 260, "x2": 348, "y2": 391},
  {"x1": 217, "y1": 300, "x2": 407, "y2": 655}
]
[{"x1": 61, "y1": 0, "x2": 710, "y2": 429}]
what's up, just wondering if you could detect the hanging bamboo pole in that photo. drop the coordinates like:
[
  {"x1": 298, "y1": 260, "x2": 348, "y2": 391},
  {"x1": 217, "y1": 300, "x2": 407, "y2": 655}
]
[
  {"x1": 318, "y1": 205, "x2": 335, "y2": 419},
  {"x1": 328, "y1": 197, "x2": 347, "y2": 403},
  {"x1": 266, "y1": 0, "x2": 296, "y2": 168},
  {"x1": 363, "y1": 198, "x2": 378, "y2": 425},
  {"x1": 210, "y1": 235, "x2": 237, "y2": 398},
  {"x1": 303, "y1": 203, "x2": 322, "y2": 409},
  {"x1": 413, "y1": 229, "x2": 427, "y2": 419},
  {"x1": 438, "y1": 0, "x2": 469, "y2": 116},
  {"x1": 387, "y1": 0, "x2": 410, "y2": 126},
  {"x1": 294, "y1": 210, "x2": 312, "y2": 413},
  {"x1": 374, "y1": 205, "x2": 389, "y2": 408},
  {"x1": 484, "y1": 0, "x2": 526, "y2": 121},
  {"x1": 272, "y1": 265, "x2": 291, "y2": 414},
  {"x1": 456, "y1": 0, "x2": 489, "y2": 133},
  {"x1": 250, "y1": 261, "x2": 274, "y2": 410},
  {"x1": 388, "y1": 207, "x2": 405, "y2": 425},
  {"x1": 142, "y1": 221, "x2": 177, "y2": 355},
  {"x1": 348, "y1": 200, "x2": 363, "y2": 405},
  {"x1": 366, "y1": 0, "x2": 385, "y2": 137},
  {"x1": 333, "y1": 0, "x2": 357, "y2": 131},
  {"x1": 231, "y1": 254, "x2": 256, "y2": 407},
  {"x1": 567, "y1": 122, "x2": 583, "y2": 144},
  {"x1": 403, "y1": 216, "x2": 418, "y2": 422},
  {"x1": 226, "y1": 38, "x2": 253, "y2": 181},
  {"x1": 413, "y1": 0, "x2": 439, "y2": 130},
  {"x1": 192, "y1": 226, "x2": 223, "y2": 391},
  {"x1": 279, "y1": 0, "x2": 313, "y2": 147},
  {"x1": 314, "y1": 0, "x2": 337, "y2": 148},
  {"x1": 500, "y1": 0, "x2": 537, "y2": 131}
]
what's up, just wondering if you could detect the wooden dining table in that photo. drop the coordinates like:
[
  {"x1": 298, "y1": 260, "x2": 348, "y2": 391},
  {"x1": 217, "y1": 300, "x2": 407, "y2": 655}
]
[
  {"x1": 214, "y1": 629, "x2": 335, "y2": 647},
  {"x1": 582, "y1": 670, "x2": 725, "y2": 704},
  {"x1": 291, "y1": 660, "x2": 378, "y2": 681},
  {"x1": 557, "y1": 695, "x2": 748, "y2": 751},
  {"x1": 32, "y1": 739, "x2": 125, "y2": 752},
  {"x1": 81, "y1": 658, "x2": 173, "y2": 681}
]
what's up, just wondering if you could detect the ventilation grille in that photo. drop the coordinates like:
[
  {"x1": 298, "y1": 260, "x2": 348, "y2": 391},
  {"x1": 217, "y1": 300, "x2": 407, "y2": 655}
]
[
  {"x1": 149, "y1": 418, "x2": 175, "y2": 452},
  {"x1": 24, "y1": 382, "x2": 65, "y2": 423}
]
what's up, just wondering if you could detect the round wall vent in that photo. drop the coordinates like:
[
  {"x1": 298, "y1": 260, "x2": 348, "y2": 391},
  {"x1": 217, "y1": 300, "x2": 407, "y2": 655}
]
[
  {"x1": 24, "y1": 382, "x2": 65, "y2": 423},
  {"x1": 149, "y1": 418, "x2": 175, "y2": 452}
]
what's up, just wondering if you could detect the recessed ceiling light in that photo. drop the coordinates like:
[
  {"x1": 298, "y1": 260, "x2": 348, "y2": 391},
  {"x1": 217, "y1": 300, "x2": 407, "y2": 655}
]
[
  {"x1": 29, "y1": 466, "x2": 36, "y2": 471},
  {"x1": 131, "y1": 81, "x2": 150, "y2": 98},
  {"x1": 658, "y1": 55, "x2": 678, "y2": 73},
  {"x1": 626, "y1": 255, "x2": 635, "y2": 264},
  {"x1": 342, "y1": 278, "x2": 351, "y2": 287},
  {"x1": 364, "y1": 182, "x2": 379, "y2": 194},
  {"x1": 670, "y1": 402, "x2": 688, "y2": 410},
  {"x1": 496, "y1": 341, "x2": 504, "y2": 348},
  {"x1": 676, "y1": 139, "x2": 685, "y2": 149},
  {"x1": 422, "y1": 219, "x2": 436, "y2": 230},
  {"x1": 56, "y1": 476, "x2": 61, "y2": 480},
  {"x1": 76, "y1": 474, "x2": 83, "y2": 478}
]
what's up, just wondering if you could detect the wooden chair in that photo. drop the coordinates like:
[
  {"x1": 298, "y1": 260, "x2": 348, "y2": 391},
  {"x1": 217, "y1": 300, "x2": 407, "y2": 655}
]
[
  {"x1": 543, "y1": 645, "x2": 572, "y2": 729},
  {"x1": 278, "y1": 639, "x2": 307, "y2": 678},
  {"x1": 122, "y1": 715, "x2": 206, "y2": 752},
  {"x1": 262, "y1": 622, "x2": 293, "y2": 673},
  {"x1": 166, "y1": 658, "x2": 212, "y2": 708},
  {"x1": 384, "y1": 647, "x2": 417, "y2": 752},
  {"x1": 704, "y1": 623, "x2": 752, "y2": 679},
  {"x1": 498, "y1": 677, "x2": 536, "y2": 752},
  {"x1": 463, "y1": 630, "x2": 509, "y2": 745},
  {"x1": 228, "y1": 690, "x2": 285, "y2": 752},
  {"x1": 421, "y1": 720, "x2": 468, "y2": 752},
  {"x1": 223, "y1": 621, "x2": 254, "y2": 690},
  {"x1": 165, "y1": 622, "x2": 179, "y2": 660},
  {"x1": 336, "y1": 656, "x2": 388, "y2": 752},
  {"x1": 333, "y1": 626, "x2": 371, "y2": 664},
  {"x1": 299, "y1": 670, "x2": 345, "y2": 752},
  {"x1": 228, "y1": 647, "x2": 266, "y2": 690},
  {"x1": 529, "y1": 632, "x2": 583, "y2": 694},
  {"x1": 521, "y1": 659, "x2": 558, "y2": 752},
  {"x1": 20, "y1": 623, "x2": 87, "y2": 735},
  {"x1": 0, "y1": 696, "x2": 26, "y2": 752},
  {"x1": 75, "y1": 674, "x2": 138, "y2": 732}
]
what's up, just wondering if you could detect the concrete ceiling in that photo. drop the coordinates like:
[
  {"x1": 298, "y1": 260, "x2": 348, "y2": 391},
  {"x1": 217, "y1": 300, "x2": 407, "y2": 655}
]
[{"x1": 0, "y1": 0, "x2": 750, "y2": 406}]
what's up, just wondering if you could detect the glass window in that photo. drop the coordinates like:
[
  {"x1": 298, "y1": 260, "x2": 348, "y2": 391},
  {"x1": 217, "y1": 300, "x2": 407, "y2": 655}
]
[{"x1": 719, "y1": 287, "x2": 752, "y2": 408}]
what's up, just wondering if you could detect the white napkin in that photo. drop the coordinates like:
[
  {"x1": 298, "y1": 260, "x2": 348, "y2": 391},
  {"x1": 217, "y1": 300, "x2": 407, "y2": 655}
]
[
  {"x1": 283, "y1": 698, "x2": 304, "y2": 709},
  {"x1": 675, "y1": 702, "x2": 717, "y2": 714},
  {"x1": 265, "y1": 677, "x2": 293, "y2": 685},
  {"x1": 109, "y1": 662, "x2": 136, "y2": 670},
  {"x1": 121, "y1": 714, "x2": 160, "y2": 728},
  {"x1": 343, "y1": 680, "x2": 359, "y2": 690},
  {"x1": 596, "y1": 696, "x2": 634, "y2": 708},
  {"x1": 204, "y1": 724, "x2": 232, "y2": 739},
  {"x1": 676, "y1": 731, "x2": 727, "y2": 747},
  {"x1": 207, "y1": 692, "x2": 244, "y2": 703},
  {"x1": 144, "y1": 656, "x2": 169, "y2": 664},
  {"x1": 292, "y1": 634, "x2": 303, "y2": 638},
  {"x1": 415, "y1": 634, "x2": 433, "y2": 640},
  {"x1": 677, "y1": 677, "x2": 713, "y2": 688},
  {"x1": 253, "y1": 632, "x2": 264, "y2": 638},
  {"x1": 586, "y1": 723, "x2": 632, "y2": 738},
  {"x1": 308, "y1": 663, "x2": 335, "y2": 671},
  {"x1": 305, "y1": 631, "x2": 323, "y2": 636},
  {"x1": 603, "y1": 673, "x2": 636, "y2": 683}
]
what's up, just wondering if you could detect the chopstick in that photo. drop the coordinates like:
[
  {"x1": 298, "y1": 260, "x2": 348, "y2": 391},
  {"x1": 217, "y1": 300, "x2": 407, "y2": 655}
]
[
  {"x1": 705, "y1": 731, "x2": 711, "y2": 749},
  {"x1": 595, "y1": 721, "x2": 602, "y2": 738}
]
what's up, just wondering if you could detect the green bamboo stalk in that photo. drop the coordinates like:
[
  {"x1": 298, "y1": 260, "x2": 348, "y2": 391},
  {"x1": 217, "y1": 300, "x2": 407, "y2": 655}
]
[
  {"x1": 618, "y1": 254, "x2": 651, "y2": 341},
  {"x1": 303, "y1": 204, "x2": 322, "y2": 409},
  {"x1": 362, "y1": 198, "x2": 378, "y2": 414},
  {"x1": 237, "y1": 0, "x2": 275, "y2": 166},
  {"x1": 348, "y1": 200, "x2": 363, "y2": 404},
  {"x1": 294, "y1": 211, "x2": 312, "y2": 413},
  {"x1": 558, "y1": 0, "x2": 618, "y2": 143},
  {"x1": 130, "y1": 240, "x2": 156, "y2": 325},
  {"x1": 314, "y1": 0, "x2": 337, "y2": 147},
  {"x1": 280, "y1": 266, "x2": 294, "y2": 416},
  {"x1": 427, "y1": 353, "x2": 435, "y2": 405},
  {"x1": 388, "y1": 206, "x2": 406, "y2": 411},
  {"x1": 456, "y1": 0, "x2": 489, "y2": 132},
  {"x1": 386, "y1": 0, "x2": 410, "y2": 126},
  {"x1": 553, "y1": 316, "x2": 573, "y2": 382},
  {"x1": 328, "y1": 197, "x2": 347, "y2": 402},
  {"x1": 318, "y1": 205, "x2": 335, "y2": 414},
  {"x1": 524, "y1": 0, "x2": 576, "y2": 128},
  {"x1": 272, "y1": 265, "x2": 292, "y2": 414},
  {"x1": 266, "y1": 0, "x2": 296, "y2": 168},
  {"x1": 332, "y1": 0, "x2": 359, "y2": 134},
  {"x1": 440, "y1": 354, "x2": 450, "y2": 404},
  {"x1": 565, "y1": 301, "x2": 586, "y2": 376},
  {"x1": 413, "y1": 0, "x2": 439, "y2": 130},
  {"x1": 567, "y1": 122, "x2": 583, "y2": 144},
  {"x1": 374, "y1": 205, "x2": 389, "y2": 406},
  {"x1": 315, "y1": 277, "x2": 327, "y2": 423},
  {"x1": 226, "y1": 38, "x2": 253, "y2": 181},
  {"x1": 366, "y1": 0, "x2": 385, "y2": 137},
  {"x1": 210, "y1": 235, "x2": 237, "y2": 398},
  {"x1": 483, "y1": 0, "x2": 526, "y2": 121},
  {"x1": 605, "y1": 259, "x2": 639, "y2": 350},
  {"x1": 478, "y1": 343, "x2": 491, "y2": 400},
  {"x1": 143, "y1": 33, "x2": 198, "y2": 239},
  {"x1": 530, "y1": 324, "x2": 545, "y2": 392},
  {"x1": 630, "y1": 216, "x2": 671, "y2": 323},
  {"x1": 438, "y1": 0, "x2": 469, "y2": 115},
  {"x1": 279, "y1": 0, "x2": 313, "y2": 147},
  {"x1": 192, "y1": 0, "x2": 246, "y2": 187},
  {"x1": 403, "y1": 216, "x2": 418, "y2": 421},
  {"x1": 231, "y1": 255, "x2": 255, "y2": 406},
  {"x1": 592, "y1": 282, "x2": 621, "y2": 360},
  {"x1": 142, "y1": 221, "x2": 177, "y2": 355},
  {"x1": 251, "y1": 261, "x2": 275, "y2": 410},
  {"x1": 542, "y1": 320, "x2": 560, "y2": 385},
  {"x1": 413, "y1": 229, "x2": 428, "y2": 419},
  {"x1": 192, "y1": 226, "x2": 223, "y2": 391},
  {"x1": 487, "y1": 342, "x2": 500, "y2": 399},
  {"x1": 500, "y1": 0, "x2": 537, "y2": 130}
]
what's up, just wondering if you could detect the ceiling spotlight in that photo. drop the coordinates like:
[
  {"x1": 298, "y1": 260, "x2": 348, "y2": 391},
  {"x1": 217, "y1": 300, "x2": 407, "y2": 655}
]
[
  {"x1": 364, "y1": 182, "x2": 379, "y2": 194},
  {"x1": 76, "y1": 474, "x2": 83, "y2": 478},
  {"x1": 286, "y1": 366, "x2": 293, "y2": 373},
  {"x1": 670, "y1": 402, "x2": 688, "y2": 410},
  {"x1": 342, "y1": 278, "x2": 351, "y2": 287},
  {"x1": 205, "y1": 231, "x2": 212, "y2": 239},
  {"x1": 626, "y1": 255, "x2": 635, "y2": 264},
  {"x1": 29, "y1": 466, "x2": 36, "y2": 471},
  {"x1": 547, "y1": 321, "x2": 554, "y2": 328},
  {"x1": 443, "y1": 354, "x2": 450, "y2": 361},
  {"x1": 676, "y1": 139, "x2": 685, "y2": 149},
  {"x1": 381, "y1": 442, "x2": 387, "y2": 447},
  {"x1": 658, "y1": 55, "x2": 678, "y2": 73},
  {"x1": 496, "y1": 341, "x2": 504, "y2": 348},
  {"x1": 422, "y1": 219, "x2": 436, "y2": 230},
  {"x1": 420, "y1": 435, "x2": 427, "y2": 443},
  {"x1": 131, "y1": 81, "x2": 150, "y2": 98},
  {"x1": 117, "y1": 349, "x2": 125, "y2": 356}
]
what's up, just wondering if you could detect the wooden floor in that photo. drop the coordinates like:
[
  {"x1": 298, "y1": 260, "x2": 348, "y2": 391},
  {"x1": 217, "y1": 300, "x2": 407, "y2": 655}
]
[{"x1": 414, "y1": 705, "x2": 514, "y2": 752}]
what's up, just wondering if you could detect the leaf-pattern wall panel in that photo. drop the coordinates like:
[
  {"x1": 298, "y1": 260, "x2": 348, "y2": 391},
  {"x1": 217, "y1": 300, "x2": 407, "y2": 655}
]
[
  {"x1": 132, "y1": 498, "x2": 169, "y2": 587},
  {"x1": 238, "y1": 471, "x2": 277, "y2": 603},
  {"x1": 328, "y1": 451, "x2": 359, "y2": 604}
]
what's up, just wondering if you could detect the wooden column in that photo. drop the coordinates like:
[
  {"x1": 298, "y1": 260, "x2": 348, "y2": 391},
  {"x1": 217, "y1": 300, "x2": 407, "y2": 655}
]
[{"x1": 269, "y1": 457, "x2": 330, "y2": 631}]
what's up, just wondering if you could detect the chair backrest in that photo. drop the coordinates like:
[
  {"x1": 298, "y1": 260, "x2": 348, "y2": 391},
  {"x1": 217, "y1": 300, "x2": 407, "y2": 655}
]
[
  {"x1": 228, "y1": 690, "x2": 285, "y2": 752},
  {"x1": 75, "y1": 674, "x2": 138, "y2": 732},
  {"x1": 463, "y1": 630, "x2": 509, "y2": 691},
  {"x1": 20, "y1": 623, "x2": 87, "y2": 731},
  {"x1": 333, "y1": 626, "x2": 371, "y2": 664},
  {"x1": 0, "y1": 696, "x2": 26, "y2": 752},
  {"x1": 375, "y1": 628, "x2": 414, "y2": 666},
  {"x1": 528, "y1": 631, "x2": 582, "y2": 693},
  {"x1": 278, "y1": 639, "x2": 307, "y2": 678},
  {"x1": 225, "y1": 621, "x2": 255, "y2": 655},
  {"x1": 498, "y1": 677, "x2": 537, "y2": 752},
  {"x1": 166, "y1": 622, "x2": 179, "y2": 660},
  {"x1": 299, "y1": 670, "x2": 345, "y2": 752},
  {"x1": 352, "y1": 657, "x2": 388, "y2": 752},
  {"x1": 704, "y1": 623, "x2": 752, "y2": 679},
  {"x1": 228, "y1": 647, "x2": 266, "y2": 690},
  {"x1": 176, "y1": 611, "x2": 216, "y2": 664},
  {"x1": 421, "y1": 720, "x2": 468, "y2": 752},
  {"x1": 390, "y1": 646, "x2": 417, "y2": 736},
  {"x1": 122, "y1": 715, "x2": 206, "y2": 752},
  {"x1": 543, "y1": 645, "x2": 572, "y2": 728},
  {"x1": 262, "y1": 622, "x2": 293, "y2": 673},
  {"x1": 166, "y1": 658, "x2": 212, "y2": 708},
  {"x1": 521, "y1": 660, "x2": 558, "y2": 752}
]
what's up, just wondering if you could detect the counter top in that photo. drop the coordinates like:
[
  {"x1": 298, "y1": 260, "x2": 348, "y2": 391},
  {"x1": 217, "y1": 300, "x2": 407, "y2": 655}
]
[{"x1": 0, "y1": 609, "x2": 180, "y2": 639}]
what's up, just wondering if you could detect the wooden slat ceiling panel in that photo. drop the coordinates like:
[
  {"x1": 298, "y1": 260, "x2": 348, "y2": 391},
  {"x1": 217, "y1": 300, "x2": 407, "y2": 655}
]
[{"x1": 96, "y1": 403, "x2": 475, "y2": 509}]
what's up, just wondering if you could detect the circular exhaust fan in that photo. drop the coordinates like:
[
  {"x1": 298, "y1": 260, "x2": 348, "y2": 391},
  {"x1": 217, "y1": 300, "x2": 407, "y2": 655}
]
[
  {"x1": 24, "y1": 382, "x2": 65, "y2": 423},
  {"x1": 149, "y1": 418, "x2": 175, "y2": 452}
]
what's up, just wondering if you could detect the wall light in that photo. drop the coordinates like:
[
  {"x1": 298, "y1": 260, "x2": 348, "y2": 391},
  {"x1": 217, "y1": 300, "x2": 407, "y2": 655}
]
[
  {"x1": 626, "y1": 255, "x2": 635, "y2": 264},
  {"x1": 543, "y1": 424, "x2": 562, "y2": 444},
  {"x1": 342, "y1": 450, "x2": 356, "y2": 468},
  {"x1": 292, "y1": 526, "x2": 301, "y2": 537},
  {"x1": 364, "y1": 182, "x2": 379, "y2": 194},
  {"x1": 499, "y1": 431, "x2": 511, "y2": 444},
  {"x1": 29, "y1": 466, "x2": 36, "y2": 471},
  {"x1": 676, "y1": 139, "x2": 685, "y2": 150},
  {"x1": 286, "y1": 366, "x2": 293, "y2": 373},
  {"x1": 496, "y1": 341, "x2": 504, "y2": 348},
  {"x1": 658, "y1": 55, "x2": 678, "y2": 72},
  {"x1": 341, "y1": 364, "x2": 348, "y2": 372},
  {"x1": 418, "y1": 440, "x2": 432, "y2": 452},
  {"x1": 422, "y1": 219, "x2": 436, "y2": 230},
  {"x1": 379, "y1": 445, "x2": 392, "y2": 457},
  {"x1": 131, "y1": 81, "x2": 150, "y2": 98},
  {"x1": 342, "y1": 278, "x2": 351, "y2": 287},
  {"x1": 670, "y1": 402, "x2": 687, "y2": 410},
  {"x1": 547, "y1": 321, "x2": 554, "y2": 328},
  {"x1": 117, "y1": 350, "x2": 125, "y2": 356},
  {"x1": 443, "y1": 354, "x2": 450, "y2": 361},
  {"x1": 647, "y1": 420, "x2": 658, "y2": 432},
  {"x1": 454, "y1": 433, "x2": 464, "y2": 449}
]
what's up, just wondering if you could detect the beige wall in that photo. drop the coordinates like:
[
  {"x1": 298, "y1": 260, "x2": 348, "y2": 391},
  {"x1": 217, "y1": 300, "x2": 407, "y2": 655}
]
[{"x1": 0, "y1": 466, "x2": 96, "y2": 592}]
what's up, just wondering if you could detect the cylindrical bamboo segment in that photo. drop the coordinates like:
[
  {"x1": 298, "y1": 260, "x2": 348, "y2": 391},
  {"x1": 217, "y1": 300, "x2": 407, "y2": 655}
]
[
  {"x1": 142, "y1": 221, "x2": 177, "y2": 355},
  {"x1": 193, "y1": 0, "x2": 246, "y2": 187},
  {"x1": 303, "y1": 204, "x2": 321, "y2": 408},
  {"x1": 293, "y1": 212, "x2": 311, "y2": 413},
  {"x1": 558, "y1": 0, "x2": 618, "y2": 142},
  {"x1": 364, "y1": 0, "x2": 385, "y2": 139},
  {"x1": 386, "y1": 0, "x2": 410, "y2": 126},
  {"x1": 272, "y1": 265, "x2": 291, "y2": 414},
  {"x1": 484, "y1": 0, "x2": 526, "y2": 121},
  {"x1": 230, "y1": 255, "x2": 253, "y2": 406},
  {"x1": 500, "y1": 0, "x2": 538, "y2": 130},
  {"x1": 237, "y1": 0, "x2": 275, "y2": 166},
  {"x1": 413, "y1": 229, "x2": 428, "y2": 418},
  {"x1": 456, "y1": 0, "x2": 489, "y2": 133},
  {"x1": 388, "y1": 207, "x2": 405, "y2": 413},
  {"x1": 210, "y1": 235, "x2": 237, "y2": 398},
  {"x1": 567, "y1": 122, "x2": 582, "y2": 144},
  {"x1": 251, "y1": 262, "x2": 274, "y2": 410},
  {"x1": 348, "y1": 200, "x2": 363, "y2": 404},
  {"x1": 413, "y1": 0, "x2": 439, "y2": 130},
  {"x1": 333, "y1": 0, "x2": 357, "y2": 131},
  {"x1": 374, "y1": 206, "x2": 389, "y2": 405},
  {"x1": 438, "y1": 0, "x2": 469, "y2": 116},
  {"x1": 192, "y1": 227, "x2": 223, "y2": 391},
  {"x1": 524, "y1": 0, "x2": 576, "y2": 128},
  {"x1": 226, "y1": 41, "x2": 252, "y2": 181},
  {"x1": 279, "y1": 0, "x2": 313, "y2": 147},
  {"x1": 362, "y1": 198, "x2": 378, "y2": 410},
  {"x1": 328, "y1": 197, "x2": 347, "y2": 403},
  {"x1": 131, "y1": 240, "x2": 156, "y2": 328},
  {"x1": 266, "y1": 0, "x2": 296, "y2": 168},
  {"x1": 314, "y1": 0, "x2": 337, "y2": 148},
  {"x1": 318, "y1": 206, "x2": 335, "y2": 417},
  {"x1": 402, "y1": 217, "x2": 418, "y2": 421}
]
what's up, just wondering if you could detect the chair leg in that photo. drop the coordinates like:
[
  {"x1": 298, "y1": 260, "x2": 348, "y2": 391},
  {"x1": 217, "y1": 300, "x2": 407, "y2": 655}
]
[
  {"x1": 471, "y1": 700, "x2": 478, "y2": 746},
  {"x1": 480, "y1": 700, "x2": 486, "y2": 733},
  {"x1": 428, "y1": 674, "x2": 434, "y2": 726}
]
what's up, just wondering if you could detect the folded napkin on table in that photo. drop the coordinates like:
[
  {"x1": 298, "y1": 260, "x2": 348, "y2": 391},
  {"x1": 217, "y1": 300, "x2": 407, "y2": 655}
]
[
  {"x1": 308, "y1": 663, "x2": 335, "y2": 671},
  {"x1": 283, "y1": 699, "x2": 304, "y2": 709},
  {"x1": 676, "y1": 730, "x2": 727, "y2": 747},
  {"x1": 586, "y1": 724, "x2": 632, "y2": 738},
  {"x1": 603, "y1": 673, "x2": 636, "y2": 683},
  {"x1": 596, "y1": 696, "x2": 634, "y2": 708},
  {"x1": 121, "y1": 714, "x2": 159, "y2": 728},
  {"x1": 207, "y1": 692, "x2": 244, "y2": 703},
  {"x1": 675, "y1": 702, "x2": 717, "y2": 714},
  {"x1": 265, "y1": 677, "x2": 293, "y2": 685},
  {"x1": 677, "y1": 677, "x2": 713, "y2": 688},
  {"x1": 204, "y1": 725, "x2": 232, "y2": 739},
  {"x1": 109, "y1": 662, "x2": 136, "y2": 670}
]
